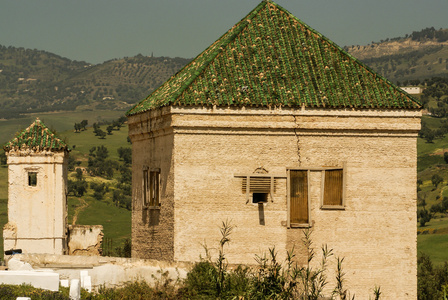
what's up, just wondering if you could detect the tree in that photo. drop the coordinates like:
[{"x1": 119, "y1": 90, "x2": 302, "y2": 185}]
[
  {"x1": 74, "y1": 123, "x2": 81, "y2": 133},
  {"x1": 106, "y1": 125, "x2": 114, "y2": 135},
  {"x1": 75, "y1": 168, "x2": 83, "y2": 180},
  {"x1": 119, "y1": 165, "x2": 132, "y2": 184},
  {"x1": 87, "y1": 146, "x2": 116, "y2": 178},
  {"x1": 95, "y1": 145, "x2": 109, "y2": 161},
  {"x1": 424, "y1": 129, "x2": 435, "y2": 143},
  {"x1": 68, "y1": 179, "x2": 87, "y2": 197},
  {"x1": 118, "y1": 116, "x2": 127, "y2": 125},
  {"x1": 444, "y1": 152, "x2": 448, "y2": 164},
  {"x1": 117, "y1": 147, "x2": 132, "y2": 165},
  {"x1": 432, "y1": 174, "x2": 443, "y2": 188},
  {"x1": 97, "y1": 129, "x2": 106, "y2": 139},
  {"x1": 419, "y1": 209, "x2": 432, "y2": 227},
  {"x1": 91, "y1": 182, "x2": 107, "y2": 200},
  {"x1": 80, "y1": 120, "x2": 88, "y2": 130}
]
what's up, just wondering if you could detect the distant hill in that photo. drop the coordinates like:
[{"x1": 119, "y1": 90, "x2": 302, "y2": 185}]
[
  {"x1": 2, "y1": 27, "x2": 448, "y2": 119},
  {"x1": 346, "y1": 27, "x2": 448, "y2": 83},
  {"x1": 0, "y1": 45, "x2": 191, "y2": 119}
]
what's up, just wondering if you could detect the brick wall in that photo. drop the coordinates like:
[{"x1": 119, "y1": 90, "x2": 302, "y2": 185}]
[{"x1": 129, "y1": 106, "x2": 421, "y2": 299}]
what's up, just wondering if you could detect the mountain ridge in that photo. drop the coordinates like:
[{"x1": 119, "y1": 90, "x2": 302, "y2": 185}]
[{"x1": 1, "y1": 27, "x2": 448, "y2": 118}]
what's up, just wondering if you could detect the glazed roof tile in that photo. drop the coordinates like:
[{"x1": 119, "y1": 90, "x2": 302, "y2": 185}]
[
  {"x1": 4, "y1": 118, "x2": 69, "y2": 152},
  {"x1": 127, "y1": 1, "x2": 420, "y2": 116}
]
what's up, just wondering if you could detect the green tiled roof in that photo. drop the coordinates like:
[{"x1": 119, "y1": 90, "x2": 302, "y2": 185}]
[
  {"x1": 127, "y1": 0, "x2": 420, "y2": 116},
  {"x1": 4, "y1": 118, "x2": 68, "y2": 152}
]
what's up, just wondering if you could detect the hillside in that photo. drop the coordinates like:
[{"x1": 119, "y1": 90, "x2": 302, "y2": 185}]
[
  {"x1": 1, "y1": 27, "x2": 448, "y2": 120},
  {"x1": 0, "y1": 45, "x2": 191, "y2": 119},
  {"x1": 346, "y1": 27, "x2": 448, "y2": 83}
]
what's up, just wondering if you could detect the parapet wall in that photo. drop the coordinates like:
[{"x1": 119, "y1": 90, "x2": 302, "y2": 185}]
[
  {"x1": 12, "y1": 254, "x2": 191, "y2": 290},
  {"x1": 68, "y1": 225, "x2": 103, "y2": 256}
]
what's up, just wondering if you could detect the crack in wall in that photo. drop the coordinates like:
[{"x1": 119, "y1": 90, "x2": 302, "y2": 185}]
[{"x1": 293, "y1": 115, "x2": 301, "y2": 165}]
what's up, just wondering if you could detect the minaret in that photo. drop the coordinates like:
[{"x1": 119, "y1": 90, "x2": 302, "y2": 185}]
[{"x1": 3, "y1": 118, "x2": 69, "y2": 254}]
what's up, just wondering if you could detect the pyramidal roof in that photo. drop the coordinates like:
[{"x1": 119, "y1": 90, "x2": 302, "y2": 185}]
[
  {"x1": 4, "y1": 118, "x2": 68, "y2": 152},
  {"x1": 127, "y1": 1, "x2": 420, "y2": 116}
]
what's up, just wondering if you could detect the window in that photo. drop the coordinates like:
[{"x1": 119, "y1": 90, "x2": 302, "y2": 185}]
[
  {"x1": 287, "y1": 165, "x2": 345, "y2": 227},
  {"x1": 253, "y1": 193, "x2": 268, "y2": 204},
  {"x1": 143, "y1": 167, "x2": 160, "y2": 208},
  {"x1": 239, "y1": 175, "x2": 279, "y2": 204},
  {"x1": 28, "y1": 172, "x2": 37, "y2": 186},
  {"x1": 321, "y1": 169, "x2": 344, "y2": 209},
  {"x1": 287, "y1": 169, "x2": 309, "y2": 227}
]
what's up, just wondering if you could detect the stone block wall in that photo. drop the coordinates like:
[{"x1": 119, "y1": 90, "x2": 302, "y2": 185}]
[
  {"x1": 4, "y1": 151, "x2": 67, "y2": 255},
  {"x1": 129, "y1": 106, "x2": 421, "y2": 299},
  {"x1": 68, "y1": 225, "x2": 103, "y2": 256},
  {"x1": 128, "y1": 108, "x2": 175, "y2": 261}
]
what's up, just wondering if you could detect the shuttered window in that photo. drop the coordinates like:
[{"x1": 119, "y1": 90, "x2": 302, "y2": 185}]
[
  {"x1": 143, "y1": 167, "x2": 160, "y2": 208},
  {"x1": 242, "y1": 176, "x2": 277, "y2": 203},
  {"x1": 322, "y1": 169, "x2": 343, "y2": 207},
  {"x1": 287, "y1": 164, "x2": 345, "y2": 227},
  {"x1": 235, "y1": 173, "x2": 284, "y2": 204},
  {"x1": 288, "y1": 170, "x2": 309, "y2": 226},
  {"x1": 242, "y1": 177, "x2": 276, "y2": 193}
]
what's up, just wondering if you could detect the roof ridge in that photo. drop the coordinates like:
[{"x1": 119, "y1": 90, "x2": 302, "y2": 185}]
[
  {"x1": 127, "y1": 2, "x2": 268, "y2": 115},
  {"x1": 127, "y1": 1, "x2": 421, "y2": 115},
  {"x1": 270, "y1": 0, "x2": 420, "y2": 107},
  {"x1": 3, "y1": 118, "x2": 69, "y2": 152}
]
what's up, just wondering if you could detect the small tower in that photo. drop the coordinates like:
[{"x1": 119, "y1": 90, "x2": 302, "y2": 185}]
[{"x1": 3, "y1": 118, "x2": 69, "y2": 254}]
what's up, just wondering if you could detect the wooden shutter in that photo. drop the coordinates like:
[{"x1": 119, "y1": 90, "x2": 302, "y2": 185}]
[
  {"x1": 143, "y1": 169, "x2": 149, "y2": 207},
  {"x1": 242, "y1": 177, "x2": 276, "y2": 193},
  {"x1": 323, "y1": 169, "x2": 343, "y2": 206},
  {"x1": 150, "y1": 170, "x2": 160, "y2": 207},
  {"x1": 143, "y1": 168, "x2": 160, "y2": 208},
  {"x1": 289, "y1": 170, "x2": 308, "y2": 224}
]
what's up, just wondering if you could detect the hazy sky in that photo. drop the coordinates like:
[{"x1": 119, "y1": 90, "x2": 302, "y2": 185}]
[{"x1": 1, "y1": 0, "x2": 447, "y2": 64}]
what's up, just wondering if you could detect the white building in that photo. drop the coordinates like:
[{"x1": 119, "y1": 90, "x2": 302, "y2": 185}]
[
  {"x1": 3, "y1": 118, "x2": 69, "y2": 254},
  {"x1": 401, "y1": 86, "x2": 423, "y2": 94}
]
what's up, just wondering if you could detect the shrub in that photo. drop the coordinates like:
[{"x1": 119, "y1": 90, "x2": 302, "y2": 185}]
[
  {"x1": 0, "y1": 284, "x2": 69, "y2": 300},
  {"x1": 181, "y1": 223, "x2": 373, "y2": 300}
]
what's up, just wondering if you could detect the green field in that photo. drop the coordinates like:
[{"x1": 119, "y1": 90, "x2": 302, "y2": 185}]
[
  {"x1": 416, "y1": 114, "x2": 448, "y2": 264},
  {"x1": 0, "y1": 110, "x2": 126, "y2": 145},
  {"x1": 65, "y1": 124, "x2": 132, "y2": 253},
  {"x1": 418, "y1": 216, "x2": 448, "y2": 265}
]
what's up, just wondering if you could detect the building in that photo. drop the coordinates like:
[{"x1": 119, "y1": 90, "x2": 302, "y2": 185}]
[
  {"x1": 126, "y1": 1, "x2": 421, "y2": 298},
  {"x1": 401, "y1": 86, "x2": 423, "y2": 95},
  {"x1": 3, "y1": 118, "x2": 69, "y2": 255}
]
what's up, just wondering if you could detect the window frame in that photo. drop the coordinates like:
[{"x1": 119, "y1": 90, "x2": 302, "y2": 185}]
[
  {"x1": 143, "y1": 166, "x2": 161, "y2": 210},
  {"x1": 320, "y1": 165, "x2": 346, "y2": 210},
  {"x1": 235, "y1": 174, "x2": 285, "y2": 205},
  {"x1": 287, "y1": 164, "x2": 346, "y2": 228},
  {"x1": 28, "y1": 171, "x2": 38, "y2": 187},
  {"x1": 287, "y1": 169, "x2": 311, "y2": 228}
]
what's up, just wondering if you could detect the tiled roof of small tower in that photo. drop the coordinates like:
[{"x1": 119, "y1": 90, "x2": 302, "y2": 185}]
[
  {"x1": 3, "y1": 118, "x2": 68, "y2": 152},
  {"x1": 127, "y1": 1, "x2": 420, "y2": 116}
]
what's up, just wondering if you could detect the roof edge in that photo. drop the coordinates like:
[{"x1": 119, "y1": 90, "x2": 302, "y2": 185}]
[{"x1": 126, "y1": 1, "x2": 269, "y2": 117}]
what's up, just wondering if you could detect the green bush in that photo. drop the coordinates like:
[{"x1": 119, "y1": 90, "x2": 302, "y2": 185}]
[
  {"x1": 0, "y1": 225, "x2": 385, "y2": 299},
  {"x1": 180, "y1": 223, "x2": 368, "y2": 300},
  {"x1": 0, "y1": 284, "x2": 69, "y2": 300},
  {"x1": 418, "y1": 253, "x2": 448, "y2": 300}
]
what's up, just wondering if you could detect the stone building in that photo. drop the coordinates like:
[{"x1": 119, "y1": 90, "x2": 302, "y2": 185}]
[
  {"x1": 127, "y1": 1, "x2": 421, "y2": 298},
  {"x1": 3, "y1": 118, "x2": 69, "y2": 254}
]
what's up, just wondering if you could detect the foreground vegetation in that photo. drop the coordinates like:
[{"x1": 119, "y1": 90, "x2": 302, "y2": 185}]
[{"x1": 0, "y1": 227, "x2": 382, "y2": 300}]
